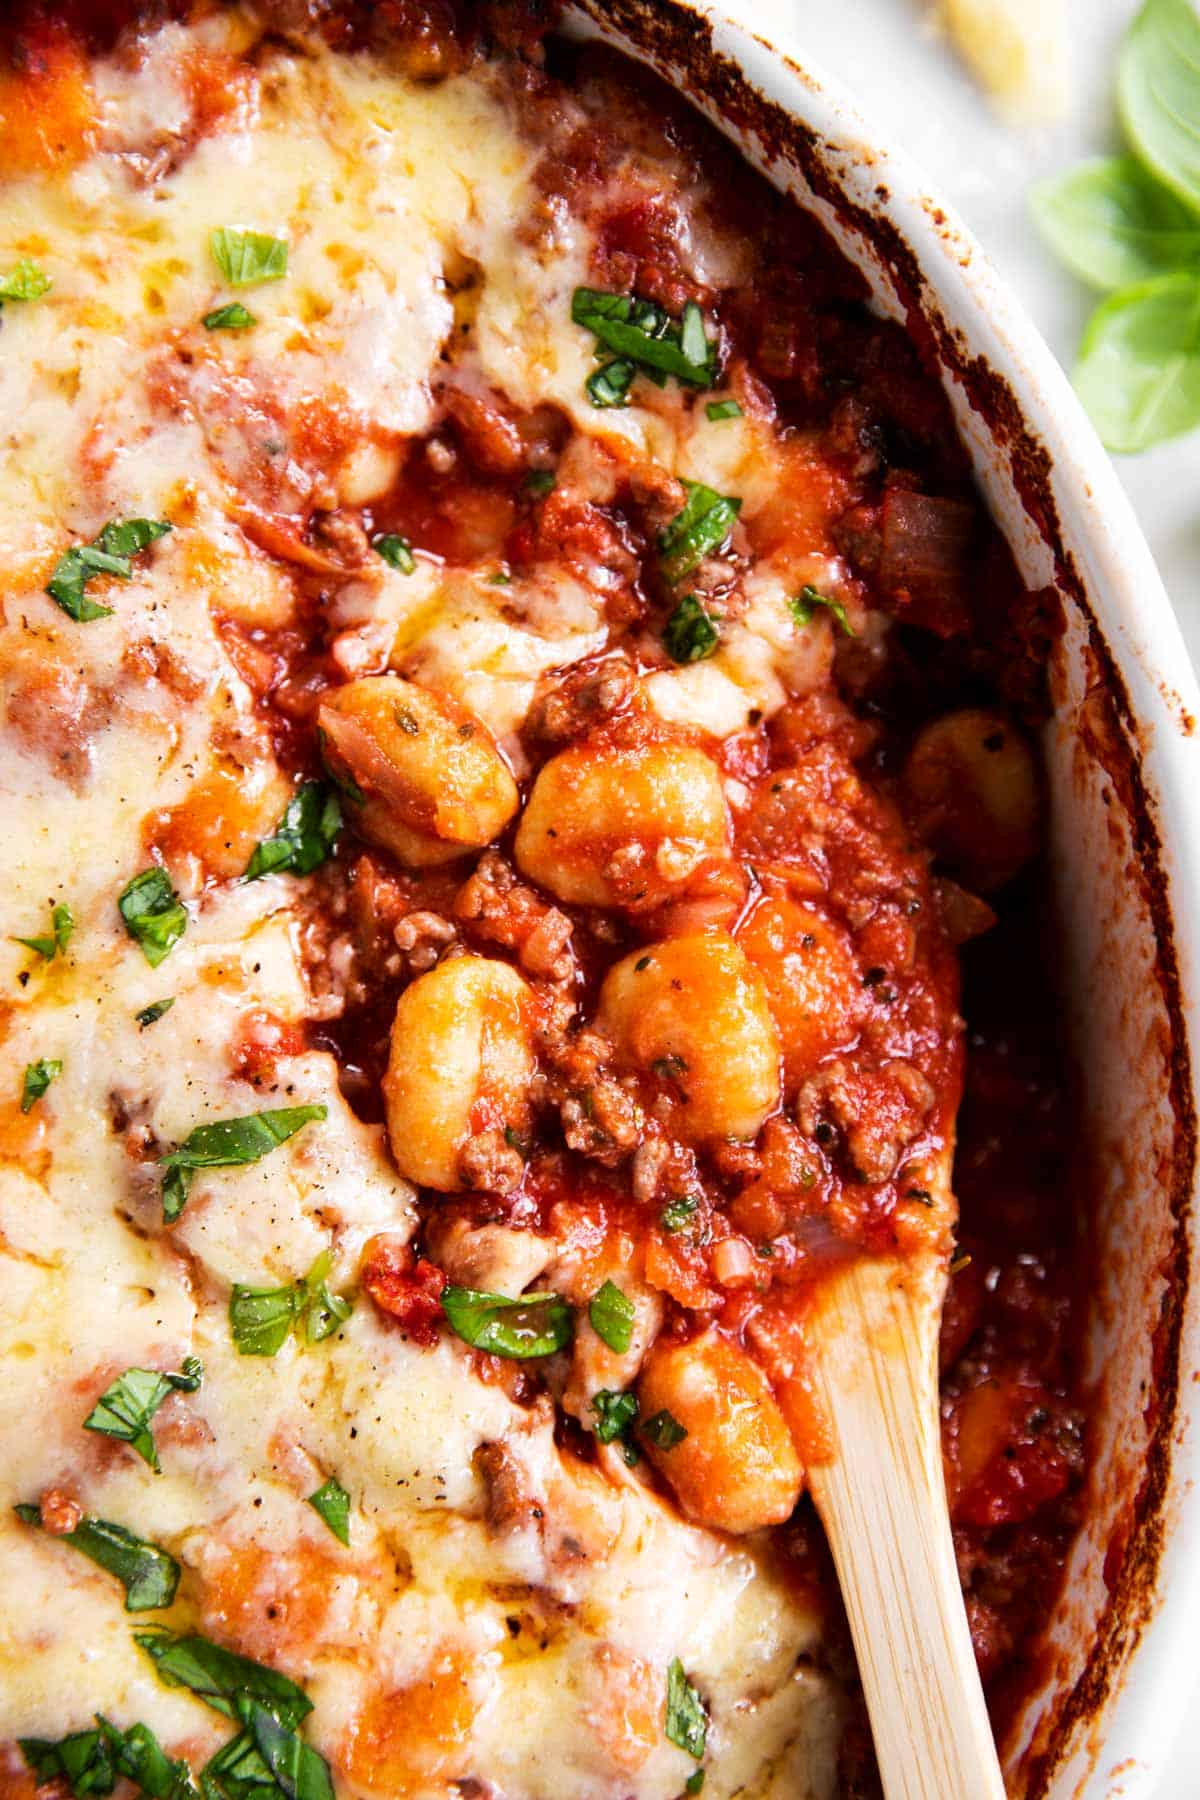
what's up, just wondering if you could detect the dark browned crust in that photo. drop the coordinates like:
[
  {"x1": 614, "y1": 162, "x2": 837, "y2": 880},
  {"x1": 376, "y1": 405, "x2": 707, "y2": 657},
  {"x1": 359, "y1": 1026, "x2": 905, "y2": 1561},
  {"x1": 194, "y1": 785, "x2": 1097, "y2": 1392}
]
[{"x1": 563, "y1": 0, "x2": 1198, "y2": 1791}]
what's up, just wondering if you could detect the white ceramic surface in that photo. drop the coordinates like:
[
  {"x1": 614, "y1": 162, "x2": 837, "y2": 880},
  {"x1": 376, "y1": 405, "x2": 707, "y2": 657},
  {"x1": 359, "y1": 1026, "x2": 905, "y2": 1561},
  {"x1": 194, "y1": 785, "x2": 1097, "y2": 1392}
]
[{"x1": 572, "y1": 4, "x2": 1200, "y2": 1795}]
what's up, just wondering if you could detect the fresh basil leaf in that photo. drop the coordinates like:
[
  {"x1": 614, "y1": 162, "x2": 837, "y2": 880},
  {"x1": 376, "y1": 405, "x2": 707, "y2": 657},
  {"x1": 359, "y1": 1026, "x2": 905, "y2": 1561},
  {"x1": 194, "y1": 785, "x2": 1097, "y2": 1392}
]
[
  {"x1": 16, "y1": 1505, "x2": 178, "y2": 1611},
  {"x1": 1118, "y1": 0, "x2": 1200, "y2": 213},
  {"x1": 243, "y1": 784, "x2": 341, "y2": 882},
  {"x1": 134, "y1": 1629, "x2": 313, "y2": 1728},
  {"x1": 159, "y1": 1105, "x2": 326, "y2": 1222},
  {"x1": 790, "y1": 584, "x2": 855, "y2": 636},
  {"x1": 588, "y1": 1279, "x2": 635, "y2": 1354},
  {"x1": 84, "y1": 1360, "x2": 203, "y2": 1471},
  {"x1": 643, "y1": 1409, "x2": 688, "y2": 1449},
  {"x1": 1031, "y1": 155, "x2": 1200, "y2": 292},
  {"x1": 306, "y1": 1477, "x2": 350, "y2": 1546},
  {"x1": 663, "y1": 595, "x2": 719, "y2": 664},
  {"x1": 586, "y1": 356, "x2": 636, "y2": 407},
  {"x1": 230, "y1": 1252, "x2": 351, "y2": 1356},
  {"x1": 524, "y1": 469, "x2": 556, "y2": 496},
  {"x1": 686, "y1": 1769, "x2": 706, "y2": 1793},
  {"x1": 204, "y1": 302, "x2": 256, "y2": 330},
  {"x1": 1075, "y1": 270, "x2": 1200, "y2": 452},
  {"x1": 230, "y1": 1283, "x2": 301, "y2": 1357},
  {"x1": 659, "y1": 480, "x2": 742, "y2": 583},
  {"x1": 14, "y1": 900, "x2": 73, "y2": 961},
  {"x1": 665, "y1": 1658, "x2": 707, "y2": 1760},
  {"x1": 0, "y1": 259, "x2": 52, "y2": 303},
  {"x1": 590, "y1": 1388, "x2": 639, "y2": 1445},
  {"x1": 705, "y1": 397, "x2": 742, "y2": 420},
  {"x1": 47, "y1": 519, "x2": 170, "y2": 622},
  {"x1": 441, "y1": 1286, "x2": 573, "y2": 1359},
  {"x1": 119, "y1": 868, "x2": 188, "y2": 968},
  {"x1": 100, "y1": 1717, "x2": 199, "y2": 1800},
  {"x1": 571, "y1": 287, "x2": 717, "y2": 388},
  {"x1": 210, "y1": 229, "x2": 288, "y2": 288},
  {"x1": 201, "y1": 1728, "x2": 269, "y2": 1800},
  {"x1": 660, "y1": 1194, "x2": 699, "y2": 1232},
  {"x1": 219, "y1": 1700, "x2": 334, "y2": 1800},
  {"x1": 137, "y1": 997, "x2": 175, "y2": 1028},
  {"x1": 20, "y1": 1728, "x2": 118, "y2": 1797},
  {"x1": 373, "y1": 534, "x2": 416, "y2": 574},
  {"x1": 21, "y1": 1057, "x2": 61, "y2": 1113}
]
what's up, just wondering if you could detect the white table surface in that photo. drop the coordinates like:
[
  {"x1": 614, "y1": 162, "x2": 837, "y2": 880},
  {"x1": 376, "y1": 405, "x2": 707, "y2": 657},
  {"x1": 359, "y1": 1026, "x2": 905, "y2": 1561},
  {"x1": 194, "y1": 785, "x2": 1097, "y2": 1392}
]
[{"x1": 718, "y1": 0, "x2": 1199, "y2": 1791}]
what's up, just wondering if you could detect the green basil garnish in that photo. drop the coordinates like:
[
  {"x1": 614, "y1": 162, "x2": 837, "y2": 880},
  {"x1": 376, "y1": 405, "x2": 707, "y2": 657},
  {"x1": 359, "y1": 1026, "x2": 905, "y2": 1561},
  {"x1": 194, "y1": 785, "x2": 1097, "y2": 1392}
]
[
  {"x1": 14, "y1": 899, "x2": 73, "y2": 961},
  {"x1": 243, "y1": 783, "x2": 341, "y2": 882},
  {"x1": 16, "y1": 1504, "x2": 178, "y2": 1611},
  {"x1": 17, "y1": 1720, "x2": 193, "y2": 1800},
  {"x1": 159, "y1": 1104, "x2": 326, "y2": 1222},
  {"x1": 47, "y1": 518, "x2": 171, "y2": 622},
  {"x1": 206, "y1": 1699, "x2": 334, "y2": 1800},
  {"x1": 84, "y1": 1358, "x2": 203, "y2": 1471},
  {"x1": 1031, "y1": 154, "x2": 1200, "y2": 293},
  {"x1": 789, "y1": 584, "x2": 855, "y2": 636},
  {"x1": 209, "y1": 228, "x2": 288, "y2": 287},
  {"x1": 306, "y1": 1477, "x2": 350, "y2": 1545},
  {"x1": 203, "y1": 302, "x2": 256, "y2": 330},
  {"x1": 662, "y1": 595, "x2": 719, "y2": 664},
  {"x1": 643, "y1": 1409, "x2": 688, "y2": 1449},
  {"x1": 588, "y1": 1279, "x2": 635, "y2": 1354},
  {"x1": 441, "y1": 1286, "x2": 573, "y2": 1359},
  {"x1": 136, "y1": 998, "x2": 175, "y2": 1029},
  {"x1": 524, "y1": 469, "x2": 556, "y2": 496},
  {"x1": 21, "y1": 1057, "x2": 61, "y2": 1113},
  {"x1": 373, "y1": 533, "x2": 416, "y2": 574},
  {"x1": 572, "y1": 288, "x2": 718, "y2": 397},
  {"x1": 118, "y1": 868, "x2": 187, "y2": 968},
  {"x1": 590, "y1": 1390, "x2": 640, "y2": 1464},
  {"x1": 658, "y1": 480, "x2": 741, "y2": 583},
  {"x1": 665, "y1": 1658, "x2": 708, "y2": 1761},
  {"x1": 1118, "y1": 0, "x2": 1200, "y2": 213},
  {"x1": 686, "y1": 1769, "x2": 706, "y2": 1793},
  {"x1": 660, "y1": 1194, "x2": 700, "y2": 1232},
  {"x1": 135, "y1": 1628, "x2": 312, "y2": 1727},
  {"x1": 230, "y1": 1250, "x2": 352, "y2": 1356},
  {"x1": 0, "y1": 259, "x2": 51, "y2": 304},
  {"x1": 585, "y1": 356, "x2": 636, "y2": 408},
  {"x1": 705, "y1": 398, "x2": 742, "y2": 420}
]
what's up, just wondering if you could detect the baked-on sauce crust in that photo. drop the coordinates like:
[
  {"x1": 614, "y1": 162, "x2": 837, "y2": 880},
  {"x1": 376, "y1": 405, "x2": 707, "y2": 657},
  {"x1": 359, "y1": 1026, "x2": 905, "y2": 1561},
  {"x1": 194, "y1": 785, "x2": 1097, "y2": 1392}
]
[{"x1": 0, "y1": 4, "x2": 1086, "y2": 1796}]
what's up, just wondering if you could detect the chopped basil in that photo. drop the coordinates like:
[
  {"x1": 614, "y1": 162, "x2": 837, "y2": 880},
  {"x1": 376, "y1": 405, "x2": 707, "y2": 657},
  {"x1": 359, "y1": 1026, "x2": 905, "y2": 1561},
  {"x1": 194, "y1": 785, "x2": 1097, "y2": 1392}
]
[
  {"x1": 136, "y1": 997, "x2": 175, "y2": 1029},
  {"x1": 705, "y1": 398, "x2": 742, "y2": 421},
  {"x1": 21, "y1": 1057, "x2": 61, "y2": 1113},
  {"x1": 84, "y1": 1358, "x2": 203, "y2": 1471},
  {"x1": 206, "y1": 1699, "x2": 334, "y2": 1800},
  {"x1": 660, "y1": 1194, "x2": 699, "y2": 1232},
  {"x1": 524, "y1": 469, "x2": 556, "y2": 496},
  {"x1": 135, "y1": 1628, "x2": 313, "y2": 1727},
  {"x1": 243, "y1": 783, "x2": 341, "y2": 882},
  {"x1": 209, "y1": 228, "x2": 288, "y2": 287},
  {"x1": 47, "y1": 518, "x2": 171, "y2": 623},
  {"x1": 663, "y1": 595, "x2": 719, "y2": 664},
  {"x1": 591, "y1": 1388, "x2": 639, "y2": 1446},
  {"x1": 159, "y1": 1104, "x2": 326, "y2": 1222},
  {"x1": 373, "y1": 532, "x2": 416, "y2": 574},
  {"x1": 665, "y1": 1658, "x2": 708, "y2": 1761},
  {"x1": 441, "y1": 1286, "x2": 573, "y2": 1359},
  {"x1": 0, "y1": 259, "x2": 51, "y2": 304},
  {"x1": 118, "y1": 868, "x2": 188, "y2": 968},
  {"x1": 586, "y1": 356, "x2": 636, "y2": 407},
  {"x1": 14, "y1": 899, "x2": 73, "y2": 961},
  {"x1": 686, "y1": 1770, "x2": 706, "y2": 1793},
  {"x1": 16, "y1": 1504, "x2": 179, "y2": 1611},
  {"x1": 659, "y1": 480, "x2": 742, "y2": 583},
  {"x1": 203, "y1": 302, "x2": 256, "y2": 330},
  {"x1": 23, "y1": 1716, "x2": 201, "y2": 1800},
  {"x1": 588, "y1": 1279, "x2": 635, "y2": 1354},
  {"x1": 307, "y1": 1476, "x2": 351, "y2": 1545},
  {"x1": 789, "y1": 584, "x2": 855, "y2": 636},
  {"x1": 643, "y1": 1408, "x2": 688, "y2": 1449},
  {"x1": 109, "y1": 1720, "x2": 197, "y2": 1800},
  {"x1": 572, "y1": 288, "x2": 718, "y2": 393},
  {"x1": 230, "y1": 1250, "x2": 352, "y2": 1356},
  {"x1": 488, "y1": 569, "x2": 512, "y2": 586}
]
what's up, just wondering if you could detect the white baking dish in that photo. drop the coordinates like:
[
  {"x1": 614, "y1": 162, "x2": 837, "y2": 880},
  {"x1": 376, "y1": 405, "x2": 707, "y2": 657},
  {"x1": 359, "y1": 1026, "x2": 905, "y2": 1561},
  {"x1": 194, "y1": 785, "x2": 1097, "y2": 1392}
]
[{"x1": 563, "y1": 3, "x2": 1200, "y2": 1794}]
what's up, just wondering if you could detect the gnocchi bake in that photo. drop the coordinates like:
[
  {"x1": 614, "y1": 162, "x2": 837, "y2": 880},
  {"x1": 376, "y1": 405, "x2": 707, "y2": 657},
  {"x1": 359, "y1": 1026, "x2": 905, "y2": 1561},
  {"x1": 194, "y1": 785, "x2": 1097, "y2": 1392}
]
[{"x1": 0, "y1": 4, "x2": 1084, "y2": 1797}]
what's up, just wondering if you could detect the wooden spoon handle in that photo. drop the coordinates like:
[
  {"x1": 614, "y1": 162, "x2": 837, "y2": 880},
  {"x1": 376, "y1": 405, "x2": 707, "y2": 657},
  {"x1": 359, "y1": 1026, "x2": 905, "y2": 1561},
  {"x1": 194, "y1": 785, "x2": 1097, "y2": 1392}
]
[{"x1": 807, "y1": 1256, "x2": 1007, "y2": 1800}]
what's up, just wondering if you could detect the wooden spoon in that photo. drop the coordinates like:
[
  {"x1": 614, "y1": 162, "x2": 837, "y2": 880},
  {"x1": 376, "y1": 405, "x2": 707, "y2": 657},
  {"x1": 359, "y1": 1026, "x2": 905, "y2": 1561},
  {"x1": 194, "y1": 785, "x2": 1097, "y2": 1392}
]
[{"x1": 806, "y1": 1251, "x2": 1007, "y2": 1800}]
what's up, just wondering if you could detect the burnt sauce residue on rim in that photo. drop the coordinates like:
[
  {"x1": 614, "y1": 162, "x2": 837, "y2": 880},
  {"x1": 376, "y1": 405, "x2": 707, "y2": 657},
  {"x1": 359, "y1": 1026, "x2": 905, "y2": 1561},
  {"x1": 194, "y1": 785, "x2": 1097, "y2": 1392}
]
[{"x1": 567, "y1": 0, "x2": 1197, "y2": 1789}]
